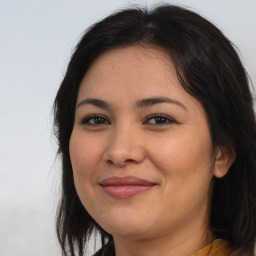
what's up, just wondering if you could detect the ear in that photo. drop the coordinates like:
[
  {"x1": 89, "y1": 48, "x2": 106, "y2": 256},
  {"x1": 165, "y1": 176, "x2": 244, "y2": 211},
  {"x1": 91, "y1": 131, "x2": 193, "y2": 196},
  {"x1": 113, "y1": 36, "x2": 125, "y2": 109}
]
[{"x1": 213, "y1": 146, "x2": 236, "y2": 178}]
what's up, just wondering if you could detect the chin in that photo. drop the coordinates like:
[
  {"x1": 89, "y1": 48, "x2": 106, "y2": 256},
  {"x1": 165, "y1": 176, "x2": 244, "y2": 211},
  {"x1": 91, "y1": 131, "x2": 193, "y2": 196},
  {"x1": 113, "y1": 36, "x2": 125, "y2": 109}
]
[{"x1": 97, "y1": 209, "x2": 153, "y2": 238}]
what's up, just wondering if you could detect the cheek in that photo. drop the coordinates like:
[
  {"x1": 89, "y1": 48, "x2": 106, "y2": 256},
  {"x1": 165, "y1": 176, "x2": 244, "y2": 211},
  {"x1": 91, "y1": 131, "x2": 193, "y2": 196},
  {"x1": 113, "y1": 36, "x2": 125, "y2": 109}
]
[
  {"x1": 148, "y1": 130, "x2": 213, "y2": 180},
  {"x1": 69, "y1": 132, "x2": 103, "y2": 193},
  {"x1": 69, "y1": 132, "x2": 104, "y2": 212}
]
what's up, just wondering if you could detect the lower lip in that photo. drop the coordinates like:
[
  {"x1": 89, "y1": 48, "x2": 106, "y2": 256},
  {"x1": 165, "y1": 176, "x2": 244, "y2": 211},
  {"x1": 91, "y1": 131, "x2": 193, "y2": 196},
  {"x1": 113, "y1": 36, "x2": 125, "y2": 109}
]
[{"x1": 102, "y1": 185, "x2": 154, "y2": 198}]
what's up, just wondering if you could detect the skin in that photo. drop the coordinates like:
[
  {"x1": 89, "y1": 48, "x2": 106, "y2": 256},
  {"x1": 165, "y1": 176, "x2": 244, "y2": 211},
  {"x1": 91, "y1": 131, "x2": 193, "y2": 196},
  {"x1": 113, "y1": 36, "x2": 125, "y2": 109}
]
[{"x1": 69, "y1": 46, "x2": 232, "y2": 256}]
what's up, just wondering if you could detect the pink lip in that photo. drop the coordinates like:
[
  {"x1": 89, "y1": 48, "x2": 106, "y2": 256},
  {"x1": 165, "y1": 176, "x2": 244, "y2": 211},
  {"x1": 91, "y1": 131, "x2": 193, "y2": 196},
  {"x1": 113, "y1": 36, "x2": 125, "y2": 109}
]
[{"x1": 100, "y1": 176, "x2": 156, "y2": 199}]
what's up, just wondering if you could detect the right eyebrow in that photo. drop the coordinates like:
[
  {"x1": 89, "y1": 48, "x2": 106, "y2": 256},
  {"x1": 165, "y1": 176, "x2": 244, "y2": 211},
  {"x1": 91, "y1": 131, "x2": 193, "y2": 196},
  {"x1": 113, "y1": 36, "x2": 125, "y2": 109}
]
[{"x1": 76, "y1": 98, "x2": 110, "y2": 109}]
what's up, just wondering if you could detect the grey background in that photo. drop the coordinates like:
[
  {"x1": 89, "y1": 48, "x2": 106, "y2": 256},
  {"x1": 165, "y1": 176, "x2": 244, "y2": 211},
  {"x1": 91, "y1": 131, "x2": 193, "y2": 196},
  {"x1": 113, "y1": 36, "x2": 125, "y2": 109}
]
[{"x1": 1, "y1": 0, "x2": 255, "y2": 255}]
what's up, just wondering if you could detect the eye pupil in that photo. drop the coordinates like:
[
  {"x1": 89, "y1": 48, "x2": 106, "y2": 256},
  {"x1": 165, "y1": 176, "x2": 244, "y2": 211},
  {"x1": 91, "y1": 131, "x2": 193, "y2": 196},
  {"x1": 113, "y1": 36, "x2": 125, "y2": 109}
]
[
  {"x1": 94, "y1": 117, "x2": 105, "y2": 124},
  {"x1": 155, "y1": 117, "x2": 167, "y2": 123}
]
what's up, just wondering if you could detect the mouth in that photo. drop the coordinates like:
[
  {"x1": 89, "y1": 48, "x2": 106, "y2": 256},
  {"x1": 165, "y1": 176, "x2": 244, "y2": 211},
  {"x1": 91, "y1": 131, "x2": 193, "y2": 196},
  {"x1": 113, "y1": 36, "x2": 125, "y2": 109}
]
[{"x1": 99, "y1": 176, "x2": 157, "y2": 199}]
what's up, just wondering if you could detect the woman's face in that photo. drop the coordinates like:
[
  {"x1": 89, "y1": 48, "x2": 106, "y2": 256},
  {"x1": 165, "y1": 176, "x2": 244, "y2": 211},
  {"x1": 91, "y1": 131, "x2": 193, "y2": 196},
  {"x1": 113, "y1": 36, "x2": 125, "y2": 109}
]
[{"x1": 69, "y1": 46, "x2": 226, "y2": 241}]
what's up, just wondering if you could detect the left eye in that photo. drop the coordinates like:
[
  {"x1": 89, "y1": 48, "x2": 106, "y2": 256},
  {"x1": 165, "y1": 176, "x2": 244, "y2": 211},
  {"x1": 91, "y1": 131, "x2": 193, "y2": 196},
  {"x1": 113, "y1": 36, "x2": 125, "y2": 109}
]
[{"x1": 145, "y1": 114, "x2": 175, "y2": 125}]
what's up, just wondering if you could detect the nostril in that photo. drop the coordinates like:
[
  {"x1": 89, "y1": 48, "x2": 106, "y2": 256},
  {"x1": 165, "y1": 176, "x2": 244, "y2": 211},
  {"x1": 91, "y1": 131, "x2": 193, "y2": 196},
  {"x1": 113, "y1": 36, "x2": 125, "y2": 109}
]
[
  {"x1": 106, "y1": 159, "x2": 113, "y2": 165},
  {"x1": 125, "y1": 159, "x2": 135, "y2": 163}
]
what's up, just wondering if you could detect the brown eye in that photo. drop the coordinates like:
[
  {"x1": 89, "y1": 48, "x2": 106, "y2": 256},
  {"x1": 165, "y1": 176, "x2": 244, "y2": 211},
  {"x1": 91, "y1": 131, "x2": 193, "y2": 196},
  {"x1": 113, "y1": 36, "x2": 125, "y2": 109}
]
[
  {"x1": 81, "y1": 115, "x2": 110, "y2": 125},
  {"x1": 145, "y1": 114, "x2": 175, "y2": 125}
]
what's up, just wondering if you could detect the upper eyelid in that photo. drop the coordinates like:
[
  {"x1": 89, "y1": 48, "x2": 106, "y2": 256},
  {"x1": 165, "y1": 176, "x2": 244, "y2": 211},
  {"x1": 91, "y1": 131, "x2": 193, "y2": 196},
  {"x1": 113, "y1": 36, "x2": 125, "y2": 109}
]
[
  {"x1": 145, "y1": 113, "x2": 174, "y2": 119},
  {"x1": 145, "y1": 113, "x2": 176, "y2": 122}
]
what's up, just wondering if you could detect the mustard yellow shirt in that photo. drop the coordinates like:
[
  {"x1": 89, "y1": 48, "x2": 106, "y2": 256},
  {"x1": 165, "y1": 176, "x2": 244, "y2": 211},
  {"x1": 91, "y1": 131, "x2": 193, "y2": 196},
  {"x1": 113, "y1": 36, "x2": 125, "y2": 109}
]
[{"x1": 193, "y1": 239, "x2": 233, "y2": 256}]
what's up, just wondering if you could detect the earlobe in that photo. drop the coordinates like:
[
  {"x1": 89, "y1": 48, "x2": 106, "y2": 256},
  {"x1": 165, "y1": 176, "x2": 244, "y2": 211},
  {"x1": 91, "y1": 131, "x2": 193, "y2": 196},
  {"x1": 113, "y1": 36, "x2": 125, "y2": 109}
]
[{"x1": 213, "y1": 146, "x2": 236, "y2": 178}]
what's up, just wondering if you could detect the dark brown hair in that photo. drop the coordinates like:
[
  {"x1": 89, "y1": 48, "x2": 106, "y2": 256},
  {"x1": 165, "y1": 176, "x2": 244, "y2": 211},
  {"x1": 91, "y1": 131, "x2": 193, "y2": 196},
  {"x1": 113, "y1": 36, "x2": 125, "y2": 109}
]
[{"x1": 53, "y1": 4, "x2": 256, "y2": 256}]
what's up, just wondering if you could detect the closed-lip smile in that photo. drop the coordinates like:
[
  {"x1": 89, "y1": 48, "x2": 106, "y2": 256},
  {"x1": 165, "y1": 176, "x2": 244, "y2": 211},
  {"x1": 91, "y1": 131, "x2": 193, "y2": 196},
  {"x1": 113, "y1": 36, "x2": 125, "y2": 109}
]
[{"x1": 100, "y1": 176, "x2": 157, "y2": 198}]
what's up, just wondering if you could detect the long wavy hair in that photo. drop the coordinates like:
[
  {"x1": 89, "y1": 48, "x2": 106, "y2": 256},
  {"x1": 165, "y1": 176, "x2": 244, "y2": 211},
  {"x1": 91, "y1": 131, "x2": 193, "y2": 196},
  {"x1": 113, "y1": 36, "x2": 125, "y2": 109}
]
[{"x1": 53, "y1": 4, "x2": 256, "y2": 256}]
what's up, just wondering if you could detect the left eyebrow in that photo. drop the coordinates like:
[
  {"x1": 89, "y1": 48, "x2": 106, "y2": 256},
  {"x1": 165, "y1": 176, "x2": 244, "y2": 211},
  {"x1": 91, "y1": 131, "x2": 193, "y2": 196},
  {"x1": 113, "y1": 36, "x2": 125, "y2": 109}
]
[{"x1": 135, "y1": 97, "x2": 187, "y2": 111}]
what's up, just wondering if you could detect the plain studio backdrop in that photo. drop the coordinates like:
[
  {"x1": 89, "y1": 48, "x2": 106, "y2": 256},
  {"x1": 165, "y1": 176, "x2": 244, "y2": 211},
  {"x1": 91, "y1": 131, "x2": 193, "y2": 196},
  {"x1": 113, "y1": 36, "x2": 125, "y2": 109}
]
[{"x1": 0, "y1": 0, "x2": 255, "y2": 255}]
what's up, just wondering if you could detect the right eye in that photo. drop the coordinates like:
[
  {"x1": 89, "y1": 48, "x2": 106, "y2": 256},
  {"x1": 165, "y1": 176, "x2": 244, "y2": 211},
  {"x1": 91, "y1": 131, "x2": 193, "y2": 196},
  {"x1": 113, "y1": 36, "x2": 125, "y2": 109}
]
[{"x1": 80, "y1": 115, "x2": 110, "y2": 125}]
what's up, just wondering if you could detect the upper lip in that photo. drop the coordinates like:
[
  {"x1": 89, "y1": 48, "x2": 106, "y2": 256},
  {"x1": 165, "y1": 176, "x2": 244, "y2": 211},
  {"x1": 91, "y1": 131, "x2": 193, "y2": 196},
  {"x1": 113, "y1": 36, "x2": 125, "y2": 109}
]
[{"x1": 100, "y1": 176, "x2": 156, "y2": 186}]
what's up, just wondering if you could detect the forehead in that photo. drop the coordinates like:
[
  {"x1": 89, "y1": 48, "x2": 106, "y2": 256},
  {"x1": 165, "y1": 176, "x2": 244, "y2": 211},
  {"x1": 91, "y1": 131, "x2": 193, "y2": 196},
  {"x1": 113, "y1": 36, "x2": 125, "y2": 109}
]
[
  {"x1": 89, "y1": 45, "x2": 172, "y2": 69},
  {"x1": 78, "y1": 46, "x2": 183, "y2": 99}
]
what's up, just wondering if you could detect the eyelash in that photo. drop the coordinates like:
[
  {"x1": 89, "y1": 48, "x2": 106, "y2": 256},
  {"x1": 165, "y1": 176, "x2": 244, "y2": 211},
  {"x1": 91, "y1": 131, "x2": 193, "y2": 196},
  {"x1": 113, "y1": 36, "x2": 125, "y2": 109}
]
[{"x1": 80, "y1": 114, "x2": 176, "y2": 126}]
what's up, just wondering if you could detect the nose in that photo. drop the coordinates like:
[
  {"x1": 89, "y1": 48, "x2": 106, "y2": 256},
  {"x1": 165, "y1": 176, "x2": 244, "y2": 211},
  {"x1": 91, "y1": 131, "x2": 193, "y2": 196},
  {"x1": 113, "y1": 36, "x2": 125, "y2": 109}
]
[{"x1": 102, "y1": 125, "x2": 145, "y2": 167}]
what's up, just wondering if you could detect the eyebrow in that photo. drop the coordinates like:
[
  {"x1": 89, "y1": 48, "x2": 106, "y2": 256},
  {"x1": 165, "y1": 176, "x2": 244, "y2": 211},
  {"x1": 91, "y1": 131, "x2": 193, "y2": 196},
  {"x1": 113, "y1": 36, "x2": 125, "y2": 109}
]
[
  {"x1": 135, "y1": 97, "x2": 187, "y2": 110},
  {"x1": 76, "y1": 98, "x2": 110, "y2": 109},
  {"x1": 76, "y1": 97, "x2": 187, "y2": 111}
]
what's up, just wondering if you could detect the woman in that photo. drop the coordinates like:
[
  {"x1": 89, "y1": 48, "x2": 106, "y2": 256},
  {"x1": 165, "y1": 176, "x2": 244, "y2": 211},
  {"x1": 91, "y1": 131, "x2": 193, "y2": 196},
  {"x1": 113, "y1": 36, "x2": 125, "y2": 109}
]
[{"x1": 53, "y1": 4, "x2": 256, "y2": 256}]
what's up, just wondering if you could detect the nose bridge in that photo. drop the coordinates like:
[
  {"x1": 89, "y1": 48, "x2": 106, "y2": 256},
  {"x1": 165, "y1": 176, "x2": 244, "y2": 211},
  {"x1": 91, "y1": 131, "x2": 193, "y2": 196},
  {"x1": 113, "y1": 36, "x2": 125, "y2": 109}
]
[{"x1": 103, "y1": 121, "x2": 145, "y2": 166}]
